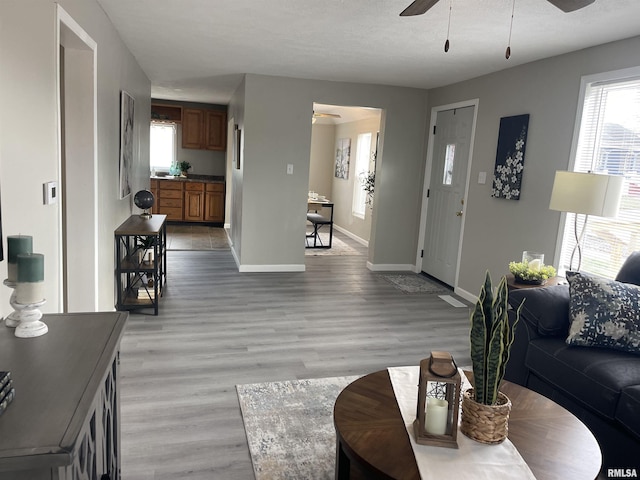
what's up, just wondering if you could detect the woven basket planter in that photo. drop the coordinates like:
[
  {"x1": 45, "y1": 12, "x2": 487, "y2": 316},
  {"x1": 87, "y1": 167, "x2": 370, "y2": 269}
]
[{"x1": 460, "y1": 388, "x2": 512, "y2": 444}]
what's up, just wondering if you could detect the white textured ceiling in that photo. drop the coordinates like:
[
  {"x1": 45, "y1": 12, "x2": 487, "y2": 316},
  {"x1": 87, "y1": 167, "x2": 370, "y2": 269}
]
[{"x1": 96, "y1": 0, "x2": 640, "y2": 105}]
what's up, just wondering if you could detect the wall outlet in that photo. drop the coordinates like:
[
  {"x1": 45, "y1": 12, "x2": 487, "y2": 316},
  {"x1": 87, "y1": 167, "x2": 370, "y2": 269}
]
[
  {"x1": 478, "y1": 172, "x2": 487, "y2": 184},
  {"x1": 287, "y1": 164, "x2": 294, "y2": 175}
]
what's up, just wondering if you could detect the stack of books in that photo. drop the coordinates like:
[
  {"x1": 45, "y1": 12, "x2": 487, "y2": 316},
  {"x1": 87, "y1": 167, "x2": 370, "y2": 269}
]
[{"x1": 0, "y1": 371, "x2": 15, "y2": 417}]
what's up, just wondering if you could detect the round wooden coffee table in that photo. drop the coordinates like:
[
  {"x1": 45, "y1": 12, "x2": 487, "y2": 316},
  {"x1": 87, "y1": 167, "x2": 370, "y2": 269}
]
[{"x1": 334, "y1": 370, "x2": 602, "y2": 480}]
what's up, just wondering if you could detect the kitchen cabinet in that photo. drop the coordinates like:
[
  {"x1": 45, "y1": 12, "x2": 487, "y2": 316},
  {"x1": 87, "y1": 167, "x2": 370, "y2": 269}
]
[
  {"x1": 182, "y1": 108, "x2": 227, "y2": 150},
  {"x1": 0, "y1": 312, "x2": 128, "y2": 480},
  {"x1": 151, "y1": 179, "x2": 224, "y2": 224},
  {"x1": 182, "y1": 108, "x2": 204, "y2": 149},
  {"x1": 157, "y1": 180, "x2": 184, "y2": 221},
  {"x1": 205, "y1": 183, "x2": 225, "y2": 222},
  {"x1": 150, "y1": 179, "x2": 159, "y2": 214},
  {"x1": 184, "y1": 182, "x2": 205, "y2": 221},
  {"x1": 204, "y1": 110, "x2": 226, "y2": 151}
]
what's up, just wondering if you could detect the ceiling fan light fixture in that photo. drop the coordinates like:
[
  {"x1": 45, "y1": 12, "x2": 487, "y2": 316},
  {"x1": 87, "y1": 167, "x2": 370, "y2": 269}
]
[
  {"x1": 546, "y1": 0, "x2": 596, "y2": 12},
  {"x1": 444, "y1": 0, "x2": 453, "y2": 53}
]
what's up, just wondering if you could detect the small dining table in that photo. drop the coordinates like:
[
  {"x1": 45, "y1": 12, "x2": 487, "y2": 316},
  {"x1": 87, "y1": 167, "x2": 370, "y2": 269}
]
[{"x1": 306, "y1": 198, "x2": 334, "y2": 248}]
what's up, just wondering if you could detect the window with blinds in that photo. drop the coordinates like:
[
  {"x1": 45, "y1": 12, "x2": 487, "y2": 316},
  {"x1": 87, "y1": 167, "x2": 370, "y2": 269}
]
[{"x1": 558, "y1": 75, "x2": 640, "y2": 277}]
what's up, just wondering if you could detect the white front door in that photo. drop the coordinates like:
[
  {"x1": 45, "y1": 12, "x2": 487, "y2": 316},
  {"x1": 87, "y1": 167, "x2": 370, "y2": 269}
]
[{"x1": 422, "y1": 105, "x2": 475, "y2": 286}]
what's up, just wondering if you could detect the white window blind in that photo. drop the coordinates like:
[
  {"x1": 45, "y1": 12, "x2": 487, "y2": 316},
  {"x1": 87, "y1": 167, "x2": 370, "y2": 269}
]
[
  {"x1": 352, "y1": 132, "x2": 372, "y2": 219},
  {"x1": 558, "y1": 76, "x2": 640, "y2": 277},
  {"x1": 150, "y1": 121, "x2": 177, "y2": 171}
]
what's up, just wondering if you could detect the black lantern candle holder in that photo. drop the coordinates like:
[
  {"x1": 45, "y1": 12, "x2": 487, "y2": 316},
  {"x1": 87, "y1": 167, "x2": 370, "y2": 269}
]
[{"x1": 413, "y1": 351, "x2": 461, "y2": 448}]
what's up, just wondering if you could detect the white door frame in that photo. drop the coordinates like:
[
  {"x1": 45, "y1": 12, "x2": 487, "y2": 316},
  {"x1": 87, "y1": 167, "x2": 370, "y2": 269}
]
[
  {"x1": 416, "y1": 99, "x2": 479, "y2": 289},
  {"x1": 56, "y1": 5, "x2": 99, "y2": 311}
]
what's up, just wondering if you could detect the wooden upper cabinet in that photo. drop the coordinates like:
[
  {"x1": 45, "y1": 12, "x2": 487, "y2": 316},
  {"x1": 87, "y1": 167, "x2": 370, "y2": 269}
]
[
  {"x1": 204, "y1": 110, "x2": 227, "y2": 151},
  {"x1": 182, "y1": 108, "x2": 204, "y2": 149},
  {"x1": 182, "y1": 108, "x2": 227, "y2": 150}
]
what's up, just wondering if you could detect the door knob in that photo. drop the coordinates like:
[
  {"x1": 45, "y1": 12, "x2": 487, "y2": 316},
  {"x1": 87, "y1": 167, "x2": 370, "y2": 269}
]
[{"x1": 456, "y1": 210, "x2": 463, "y2": 217}]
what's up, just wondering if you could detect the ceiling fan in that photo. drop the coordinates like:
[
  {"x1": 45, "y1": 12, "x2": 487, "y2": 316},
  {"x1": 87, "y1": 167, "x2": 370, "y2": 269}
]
[{"x1": 400, "y1": 0, "x2": 596, "y2": 16}]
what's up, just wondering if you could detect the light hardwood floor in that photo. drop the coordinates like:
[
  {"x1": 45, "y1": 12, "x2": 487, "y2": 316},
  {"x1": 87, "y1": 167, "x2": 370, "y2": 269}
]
[{"x1": 119, "y1": 231, "x2": 472, "y2": 479}]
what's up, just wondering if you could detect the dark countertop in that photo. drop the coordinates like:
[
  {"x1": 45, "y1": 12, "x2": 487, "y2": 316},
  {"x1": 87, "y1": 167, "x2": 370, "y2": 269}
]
[{"x1": 151, "y1": 174, "x2": 224, "y2": 183}]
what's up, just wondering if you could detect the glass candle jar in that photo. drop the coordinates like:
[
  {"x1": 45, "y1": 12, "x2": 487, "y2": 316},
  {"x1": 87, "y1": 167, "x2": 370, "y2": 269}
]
[{"x1": 522, "y1": 251, "x2": 544, "y2": 271}]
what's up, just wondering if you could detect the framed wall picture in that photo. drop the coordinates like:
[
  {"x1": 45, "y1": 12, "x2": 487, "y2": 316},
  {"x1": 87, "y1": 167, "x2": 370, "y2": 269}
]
[
  {"x1": 491, "y1": 114, "x2": 530, "y2": 200},
  {"x1": 119, "y1": 91, "x2": 134, "y2": 199},
  {"x1": 235, "y1": 126, "x2": 241, "y2": 169},
  {"x1": 335, "y1": 138, "x2": 351, "y2": 179}
]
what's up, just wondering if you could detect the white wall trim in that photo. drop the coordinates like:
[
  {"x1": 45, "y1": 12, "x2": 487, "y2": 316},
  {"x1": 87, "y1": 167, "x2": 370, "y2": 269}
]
[
  {"x1": 366, "y1": 262, "x2": 414, "y2": 272},
  {"x1": 239, "y1": 264, "x2": 306, "y2": 273},
  {"x1": 56, "y1": 4, "x2": 99, "y2": 311},
  {"x1": 454, "y1": 286, "x2": 477, "y2": 304},
  {"x1": 416, "y1": 98, "x2": 479, "y2": 289},
  {"x1": 334, "y1": 224, "x2": 368, "y2": 247}
]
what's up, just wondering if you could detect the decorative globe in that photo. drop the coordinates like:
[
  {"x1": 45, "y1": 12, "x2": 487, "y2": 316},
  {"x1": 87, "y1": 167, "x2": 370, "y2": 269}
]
[{"x1": 134, "y1": 190, "x2": 155, "y2": 210}]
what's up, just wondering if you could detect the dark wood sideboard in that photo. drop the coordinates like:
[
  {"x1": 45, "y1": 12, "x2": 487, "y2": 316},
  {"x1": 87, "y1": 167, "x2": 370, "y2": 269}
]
[{"x1": 0, "y1": 312, "x2": 128, "y2": 480}]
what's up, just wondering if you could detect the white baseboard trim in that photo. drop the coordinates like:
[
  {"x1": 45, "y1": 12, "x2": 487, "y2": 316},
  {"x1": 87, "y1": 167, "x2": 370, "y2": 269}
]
[
  {"x1": 230, "y1": 243, "x2": 305, "y2": 272},
  {"x1": 230, "y1": 245, "x2": 240, "y2": 268},
  {"x1": 333, "y1": 224, "x2": 369, "y2": 247},
  {"x1": 366, "y1": 262, "x2": 415, "y2": 272},
  {"x1": 238, "y1": 264, "x2": 306, "y2": 273},
  {"x1": 454, "y1": 286, "x2": 477, "y2": 304}
]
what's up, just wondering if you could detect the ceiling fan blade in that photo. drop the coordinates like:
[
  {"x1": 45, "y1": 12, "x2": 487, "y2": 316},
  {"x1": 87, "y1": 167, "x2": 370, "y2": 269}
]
[
  {"x1": 546, "y1": 0, "x2": 596, "y2": 12},
  {"x1": 400, "y1": 0, "x2": 441, "y2": 17}
]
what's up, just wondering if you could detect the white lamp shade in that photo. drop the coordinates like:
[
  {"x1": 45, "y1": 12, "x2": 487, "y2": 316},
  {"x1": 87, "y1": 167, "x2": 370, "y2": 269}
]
[{"x1": 549, "y1": 171, "x2": 623, "y2": 217}]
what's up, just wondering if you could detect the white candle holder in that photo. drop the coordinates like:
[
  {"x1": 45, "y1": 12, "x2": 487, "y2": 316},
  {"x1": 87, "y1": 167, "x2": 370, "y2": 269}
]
[
  {"x1": 10, "y1": 296, "x2": 47, "y2": 338},
  {"x1": 3, "y1": 279, "x2": 22, "y2": 328}
]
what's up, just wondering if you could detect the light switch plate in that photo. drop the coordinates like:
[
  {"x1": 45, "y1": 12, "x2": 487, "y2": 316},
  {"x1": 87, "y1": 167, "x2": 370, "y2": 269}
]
[
  {"x1": 287, "y1": 164, "x2": 294, "y2": 175},
  {"x1": 478, "y1": 172, "x2": 487, "y2": 184}
]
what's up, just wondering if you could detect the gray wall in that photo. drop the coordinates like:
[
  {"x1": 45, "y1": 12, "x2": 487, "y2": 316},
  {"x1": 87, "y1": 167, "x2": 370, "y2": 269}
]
[
  {"x1": 332, "y1": 117, "x2": 380, "y2": 243},
  {"x1": 0, "y1": 0, "x2": 150, "y2": 314},
  {"x1": 230, "y1": 74, "x2": 429, "y2": 271},
  {"x1": 427, "y1": 35, "x2": 640, "y2": 298}
]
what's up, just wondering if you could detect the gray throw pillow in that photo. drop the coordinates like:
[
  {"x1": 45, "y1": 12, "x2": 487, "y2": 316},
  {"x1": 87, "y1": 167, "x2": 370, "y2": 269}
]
[{"x1": 566, "y1": 271, "x2": 640, "y2": 354}]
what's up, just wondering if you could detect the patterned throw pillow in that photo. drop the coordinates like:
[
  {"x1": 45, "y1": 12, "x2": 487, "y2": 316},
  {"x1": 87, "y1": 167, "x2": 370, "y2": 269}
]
[{"x1": 566, "y1": 271, "x2": 640, "y2": 354}]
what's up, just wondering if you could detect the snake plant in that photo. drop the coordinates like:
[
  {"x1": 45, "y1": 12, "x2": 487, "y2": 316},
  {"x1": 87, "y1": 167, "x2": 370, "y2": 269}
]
[{"x1": 469, "y1": 271, "x2": 523, "y2": 405}]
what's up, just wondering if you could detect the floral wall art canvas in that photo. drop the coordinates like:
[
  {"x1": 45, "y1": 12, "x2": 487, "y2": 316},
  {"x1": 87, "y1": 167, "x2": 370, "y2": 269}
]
[
  {"x1": 335, "y1": 138, "x2": 351, "y2": 179},
  {"x1": 491, "y1": 114, "x2": 530, "y2": 200}
]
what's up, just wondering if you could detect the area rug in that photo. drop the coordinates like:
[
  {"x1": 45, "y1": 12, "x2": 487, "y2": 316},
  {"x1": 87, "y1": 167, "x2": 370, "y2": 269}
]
[
  {"x1": 237, "y1": 375, "x2": 361, "y2": 480},
  {"x1": 380, "y1": 273, "x2": 449, "y2": 294},
  {"x1": 305, "y1": 232, "x2": 362, "y2": 256}
]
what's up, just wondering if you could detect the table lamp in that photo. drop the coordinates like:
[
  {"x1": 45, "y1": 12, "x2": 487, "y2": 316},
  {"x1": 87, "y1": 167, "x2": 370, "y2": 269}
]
[{"x1": 549, "y1": 171, "x2": 623, "y2": 271}]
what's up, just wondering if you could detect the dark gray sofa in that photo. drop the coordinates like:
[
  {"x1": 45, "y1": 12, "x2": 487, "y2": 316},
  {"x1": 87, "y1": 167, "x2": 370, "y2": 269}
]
[{"x1": 504, "y1": 252, "x2": 640, "y2": 473}]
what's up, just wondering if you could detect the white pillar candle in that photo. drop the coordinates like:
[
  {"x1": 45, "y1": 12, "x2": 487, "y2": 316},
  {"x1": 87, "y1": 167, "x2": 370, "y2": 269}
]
[
  {"x1": 15, "y1": 253, "x2": 45, "y2": 304},
  {"x1": 528, "y1": 259, "x2": 542, "y2": 272},
  {"x1": 425, "y1": 398, "x2": 449, "y2": 435},
  {"x1": 15, "y1": 282, "x2": 45, "y2": 305}
]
